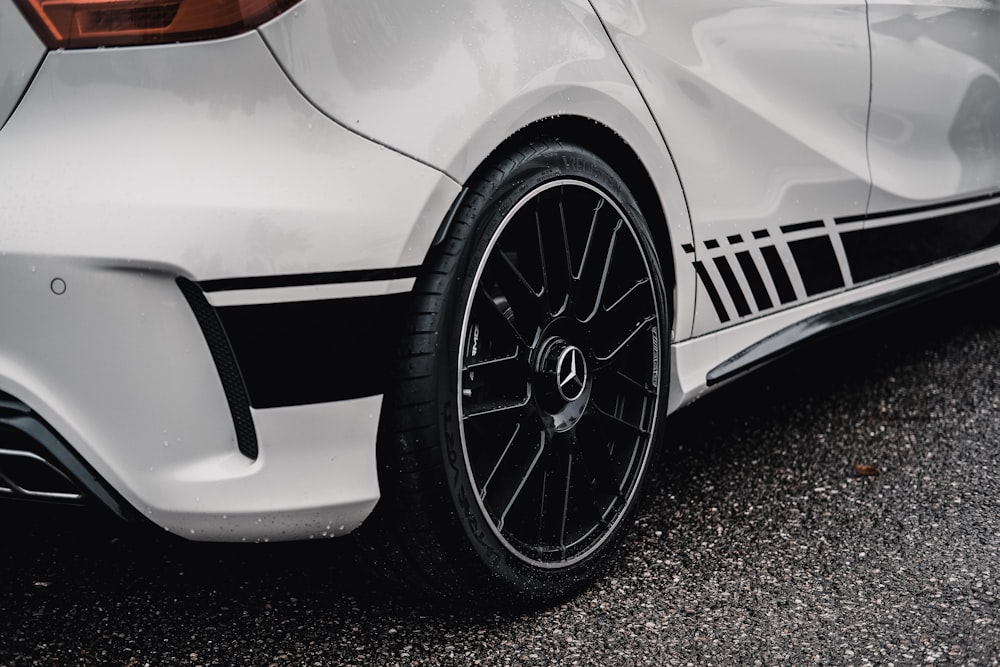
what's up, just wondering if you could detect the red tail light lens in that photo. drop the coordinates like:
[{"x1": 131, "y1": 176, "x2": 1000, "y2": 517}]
[{"x1": 15, "y1": 0, "x2": 300, "y2": 49}]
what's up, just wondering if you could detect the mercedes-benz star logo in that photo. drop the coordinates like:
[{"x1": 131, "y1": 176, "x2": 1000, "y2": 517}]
[{"x1": 556, "y1": 345, "x2": 588, "y2": 402}]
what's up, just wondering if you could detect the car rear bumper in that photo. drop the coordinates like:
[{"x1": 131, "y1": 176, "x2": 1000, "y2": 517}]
[{"x1": 0, "y1": 30, "x2": 460, "y2": 540}]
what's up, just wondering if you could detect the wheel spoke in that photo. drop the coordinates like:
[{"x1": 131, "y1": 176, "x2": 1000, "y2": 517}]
[
  {"x1": 478, "y1": 422, "x2": 523, "y2": 499},
  {"x1": 594, "y1": 316, "x2": 656, "y2": 366},
  {"x1": 482, "y1": 251, "x2": 545, "y2": 342},
  {"x1": 592, "y1": 367, "x2": 658, "y2": 399},
  {"x1": 537, "y1": 212, "x2": 568, "y2": 316},
  {"x1": 586, "y1": 404, "x2": 650, "y2": 443},
  {"x1": 463, "y1": 395, "x2": 530, "y2": 420},
  {"x1": 590, "y1": 272, "x2": 656, "y2": 361},
  {"x1": 535, "y1": 192, "x2": 574, "y2": 315},
  {"x1": 605, "y1": 277, "x2": 651, "y2": 315},
  {"x1": 571, "y1": 197, "x2": 603, "y2": 282},
  {"x1": 557, "y1": 195, "x2": 576, "y2": 283},
  {"x1": 497, "y1": 249, "x2": 542, "y2": 299},
  {"x1": 472, "y1": 286, "x2": 529, "y2": 349},
  {"x1": 581, "y1": 220, "x2": 622, "y2": 323},
  {"x1": 534, "y1": 211, "x2": 551, "y2": 312},
  {"x1": 534, "y1": 445, "x2": 576, "y2": 556},
  {"x1": 461, "y1": 351, "x2": 530, "y2": 414},
  {"x1": 489, "y1": 250, "x2": 543, "y2": 309},
  {"x1": 464, "y1": 351, "x2": 521, "y2": 372},
  {"x1": 570, "y1": 424, "x2": 624, "y2": 497},
  {"x1": 571, "y1": 199, "x2": 621, "y2": 317},
  {"x1": 494, "y1": 431, "x2": 547, "y2": 531}
]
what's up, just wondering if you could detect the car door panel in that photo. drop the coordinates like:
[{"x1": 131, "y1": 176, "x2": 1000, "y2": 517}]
[
  {"x1": 591, "y1": 0, "x2": 872, "y2": 335},
  {"x1": 854, "y1": 0, "x2": 1000, "y2": 285},
  {"x1": 867, "y1": 0, "x2": 1000, "y2": 211}
]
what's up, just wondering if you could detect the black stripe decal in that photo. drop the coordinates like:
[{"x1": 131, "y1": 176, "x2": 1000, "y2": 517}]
[
  {"x1": 780, "y1": 220, "x2": 824, "y2": 234},
  {"x1": 736, "y1": 251, "x2": 773, "y2": 311},
  {"x1": 789, "y1": 237, "x2": 845, "y2": 296},
  {"x1": 215, "y1": 293, "x2": 408, "y2": 408},
  {"x1": 760, "y1": 246, "x2": 796, "y2": 304},
  {"x1": 200, "y1": 266, "x2": 421, "y2": 293},
  {"x1": 836, "y1": 213, "x2": 867, "y2": 225},
  {"x1": 842, "y1": 200, "x2": 1000, "y2": 283},
  {"x1": 835, "y1": 192, "x2": 999, "y2": 225},
  {"x1": 693, "y1": 261, "x2": 730, "y2": 323},
  {"x1": 713, "y1": 257, "x2": 751, "y2": 317},
  {"x1": 861, "y1": 191, "x2": 999, "y2": 223}
]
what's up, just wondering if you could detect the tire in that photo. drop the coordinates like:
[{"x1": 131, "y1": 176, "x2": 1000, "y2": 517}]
[{"x1": 357, "y1": 140, "x2": 670, "y2": 605}]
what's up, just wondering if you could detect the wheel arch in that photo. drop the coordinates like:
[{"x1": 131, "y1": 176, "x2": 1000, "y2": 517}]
[{"x1": 435, "y1": 114, "x2": 682, "y2": 333}]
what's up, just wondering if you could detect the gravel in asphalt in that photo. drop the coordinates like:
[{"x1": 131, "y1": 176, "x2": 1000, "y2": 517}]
[{"x1": 2, "y1": 282, "x2": 999, "y2": 666}]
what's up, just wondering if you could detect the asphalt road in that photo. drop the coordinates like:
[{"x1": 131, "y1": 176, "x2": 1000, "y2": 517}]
[{"x1": 2, "y1": 282, "x2": 999, "y2": 666}]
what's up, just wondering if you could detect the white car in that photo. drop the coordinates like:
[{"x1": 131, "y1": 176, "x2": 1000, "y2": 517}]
[{"x1": 1, "y1": 0, "x2": 997, "y2": 603}]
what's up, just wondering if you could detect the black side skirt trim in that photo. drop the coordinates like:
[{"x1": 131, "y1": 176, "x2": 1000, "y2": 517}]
[{"x1": 705, "y1": 264, "x2": 1000, "y2": 386}]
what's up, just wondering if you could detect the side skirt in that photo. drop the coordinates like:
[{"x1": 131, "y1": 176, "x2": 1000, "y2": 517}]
[{"x1": 705, "y1": 264, "x2": 999, "y2": 386}]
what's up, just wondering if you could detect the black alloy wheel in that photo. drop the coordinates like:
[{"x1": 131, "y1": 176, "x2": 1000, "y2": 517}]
[
  {"x1": 458, "y1": 177, "x2": 662, "y2": 568},
  {"x1": 360, "y1": 141, "x2": 670, "y2": 603}
]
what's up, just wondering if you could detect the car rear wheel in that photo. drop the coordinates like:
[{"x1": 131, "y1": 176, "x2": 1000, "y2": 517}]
[{"x1": 359, "y1": 140, "x2": 669, "y2": 604}]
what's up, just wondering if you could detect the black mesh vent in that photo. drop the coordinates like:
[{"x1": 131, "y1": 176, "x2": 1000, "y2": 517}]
[{"x1": 176, "y1": 278, "x2": 259, "y2": 460}]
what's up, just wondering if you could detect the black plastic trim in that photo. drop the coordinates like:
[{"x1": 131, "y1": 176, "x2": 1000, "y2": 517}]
[
  {"x1": 200, "y1": 266, "x2": 421, "y2": 293},
  {"x1": 706, "y1": 264, "x2": 1000, "y2": 386},
  {"x1": 176, "y1": 279, "x2": 259, "y2": 460}
]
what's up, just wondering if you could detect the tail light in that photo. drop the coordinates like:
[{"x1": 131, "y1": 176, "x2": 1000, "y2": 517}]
[{"x1": 15, "y1": 0, "x2": 301, "y2": 49}]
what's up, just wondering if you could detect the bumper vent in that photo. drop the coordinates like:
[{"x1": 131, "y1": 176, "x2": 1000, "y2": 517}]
[{"x1": 176, "y1": 278, "x2": 259, "y2": 460}]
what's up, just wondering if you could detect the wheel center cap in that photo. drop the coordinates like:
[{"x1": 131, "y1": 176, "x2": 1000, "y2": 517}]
[
  {"x1": 536, "y1": 337, "x2": 592, "y2": 427},
  {"x1": 555, "y1": 344, "x2": 588, "y2": 402}
]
